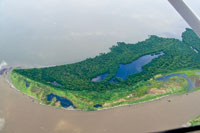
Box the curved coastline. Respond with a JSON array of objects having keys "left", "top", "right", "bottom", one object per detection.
[
  {"left": 4, "top": 70, "right": 172, "bottom": 112},
  {"left": 3, "top": 74, "right": 200, "bottom": 133},
  {"left": 6, "top": 73, "right": 76, "bottom": 111},
  {"left": 7, "top": 66, "right": 200, "bottom": 112},
  {"left": 3, "top": 73, "right": 191, "bottom": 113}
]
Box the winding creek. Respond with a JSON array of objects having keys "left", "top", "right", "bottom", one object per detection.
[{"left": 156, "top": 73, "right": 194, "bottom": 92}]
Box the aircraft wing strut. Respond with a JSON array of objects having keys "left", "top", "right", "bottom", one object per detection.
[{"left": 168, "top": 0, "right": 200, "bottom": 37}]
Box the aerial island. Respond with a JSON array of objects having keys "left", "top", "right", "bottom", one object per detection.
[{"left": 10, "top": 28, "right": 200, "bottom": 111}]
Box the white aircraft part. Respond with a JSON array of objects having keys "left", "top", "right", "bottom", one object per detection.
[{"left": 168, "top": 0, "right": 200, "bottom": 37}]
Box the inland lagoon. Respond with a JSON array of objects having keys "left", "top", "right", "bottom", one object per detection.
[{"left": 92, "top": 52, "right": 163, "bottom": 82}]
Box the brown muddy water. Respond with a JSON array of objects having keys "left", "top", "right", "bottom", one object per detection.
[{"left": 1, "top": 76, "right": 200, "bottom": 133}]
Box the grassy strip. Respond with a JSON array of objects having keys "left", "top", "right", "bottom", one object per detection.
[
  {"left": 102, "top": 80, "right": 188, "bottom": 109},
  {"left": 189, "top": 114, "right": 200, "bottom": 126}
]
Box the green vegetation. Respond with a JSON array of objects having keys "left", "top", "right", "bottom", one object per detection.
[
  {"left": 189, "top": 115, "right": 200, "bottom": 126},
  {"left": 10, "top": 28, "right": 200, "bottom": 110}
]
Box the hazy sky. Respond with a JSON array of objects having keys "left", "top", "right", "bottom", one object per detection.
[{"left": 0, "top": 0, "right": 200, "bottom": 66}]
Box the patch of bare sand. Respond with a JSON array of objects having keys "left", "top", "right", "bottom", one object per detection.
[{"left": 148, "top": 88, "right": 168, "bottom": 94}]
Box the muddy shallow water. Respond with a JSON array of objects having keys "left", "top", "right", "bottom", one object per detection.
[{"left": 1, "top": 76, "right": 200, "bottom": 133}]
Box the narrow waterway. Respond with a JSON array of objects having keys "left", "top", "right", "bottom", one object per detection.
[{"left": 156, "top": 73, "right": 194, "bottom": 92}]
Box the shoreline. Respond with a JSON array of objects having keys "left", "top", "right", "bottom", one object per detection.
[
  {"left": 5, "top": 71, "right": 191, "bottom": 113},
  {"left": 8, "top": 66, "right": 200, "bottom": 112},
  {"left": 5, "top": 74, "right": 76, "bottom": 111},
  {"left": 2, "top": 73, "right": 200, "bottom": 133}
]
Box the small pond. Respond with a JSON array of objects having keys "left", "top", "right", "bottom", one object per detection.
[
  {"left": 93, "top": 104, "right": 102, "bottom": 108},
  {"left": 47, "top": 93, "right": 75, "bottom": 108},
  {"left": 24, "top": 80, "right": 30, "bottom": 88}
]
